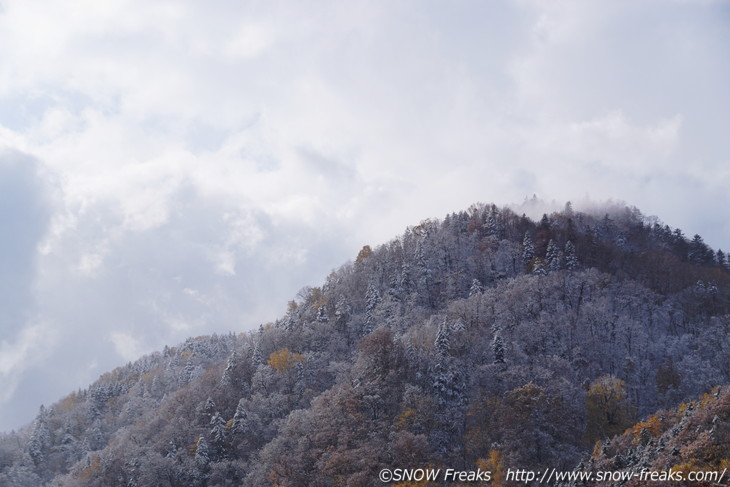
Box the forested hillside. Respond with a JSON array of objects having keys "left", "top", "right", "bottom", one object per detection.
[
  {"left": 1, "top": 202, "right": 729, "bottom": 486},
  {"left": 561, "top": 385, "right": 730, "bottom": 486}
]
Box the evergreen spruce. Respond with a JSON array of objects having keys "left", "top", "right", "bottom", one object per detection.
[
  {"left": 251, "top": 340, "right": 263, "bottom": 366},
  {"left": 210, "top": 412, "right": 227, "bottom": 445},
  {"left": 232, "top": 399, "right": 249, "bottom": 434},
  {"left": 434, "top": 319, "right": 450, "bottom": 358},
  {"left": 546, "top": 239, "right": 561, "bottom": 272},
  {"left": 716, "top": 249, "right": 726, "bottom": 268},
  {"left": 564, "top": 240, "right": 579, "bottom": 271},
  {"left": 522, "top": 232, "right": 535, "bottom": 270},
  {"left": 532, "top": 258, "right": 547, "bottom": 276},
  {"left": 492, "top": 329, "right": 505, "bottom": 364},
  {"left": 195, "top": 436, "right": 210, "bottom": 466},
  {"left": 26, "top": 405, "right": 50, "bottom": 466},
  {"left": 364, "top": 281, "right": 380, "bottom": 334},
  {"left": 469, "top": 278, "right": 483, "bottom": 297}
]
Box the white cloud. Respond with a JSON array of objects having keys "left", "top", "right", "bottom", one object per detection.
[
  {"left": 0, "top": 0, "right": 728, "bottom": 431},
  {"left": 225, "top": 22, "right": 274, "bottom": 59},
  {"left": 77, "top": 252, "right": 105, "bottom": 276},
  {"left": 0, "top": 323, "right": 56, "bottom": 403},
  {"left": 109, "top": 331, "right": 151, "bottom": 363},
  {"left": 528, "top": 111, "right": 682, "bottom": 172}
]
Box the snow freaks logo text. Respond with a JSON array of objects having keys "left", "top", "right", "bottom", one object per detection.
[
  {"left": 379, "top": 468, "right": 491, "bottom": 483},
  {"left": 378, "top": 467, "right": 728, "bottom": 484}
]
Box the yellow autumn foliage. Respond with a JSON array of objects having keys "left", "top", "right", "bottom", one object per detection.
[
  {"left": 268, "top": 348, "right": 304, "bottom": 373},
  {"left": 476, "top": 449, "right": 505, "bottom": 487},
  {"left": 631, "top": 414, "right": 662, "bottom": 443}
]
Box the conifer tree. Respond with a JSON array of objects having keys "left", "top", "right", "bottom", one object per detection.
[
  {"left": 316, "top": 303, "right": 328, "bottom": 322},
  {"left": 689, "top": 234, "right": 712, "bottom": 263},
  {"left": 492, "top": 329, "right": 505, "bottom": 364},
  {"left": 184, "top": 358, "right": 196, "bottom": 382},
  {"left": 484, "top": 214, "right": 501, "bottom": 238},
  {"left": 434, "top": 319, "right": 450, "bottom": 358},
  {"left": 405, "top": 337, "right": 417, "bottom": 363},
  {"left": 251, "top": 340, "right": 263, "bottom": 366},
  {"left": 195, "top": 436, "right": 210, "bottom": 466},
  {"left": 564, "top": 240, "right": 579, "bottom": 271},
  {"left": 469, "top": 278, "right": 483, "bottom": 297},
  {"left": 203, "top": 397, "right": 216, "bottom": 421},
  {"left": 716, "top": 249, "right": 727, "bottom": 268},
  {"left": 334, "top": 296, "right": 350, "bottom": 324},
  {"left": 415, "top": 240, "right": 433, "bottom": 303},
  {"left": 564, "top": 201, "right": 574, "bottom": 216},
  {"left": 221, "top": 350, "right": 237, "bottom": 386},
  {"left": 210, "top": 412, "right": 227, "bottom": 444},
  {"left": 232, "top": 399, "right": 249, "bottom": 434},
  {"left": 532, "top": 258, "right": 547, "bottom": 276},
  {"left": 400, "top": 262, "right": 414, "bottom": 293},
  {"left": 453, "top": 318, "right": 465, "bottom": 332},
  {"left": 26, "top": 405, "right": 50, "bottom": 465},
  {"left": 522, "top": 232, "right": 535, "bottom": 271},
  {"left": 545, "top": 239, "right": 561, "bottom": 272},
  {"left": 364, "top": 281, "right": 380, "bottom": 334}
]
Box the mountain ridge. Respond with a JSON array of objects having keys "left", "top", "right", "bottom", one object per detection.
[{"left": 1, "top": 201, "right": 729, "bottom": 486}]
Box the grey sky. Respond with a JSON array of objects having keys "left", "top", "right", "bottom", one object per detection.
[{"left": 0, "top": 0, "right": 728, "bottom": 431}]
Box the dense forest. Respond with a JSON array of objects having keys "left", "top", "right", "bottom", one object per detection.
[
  {"left": 562, "top": 385, "right": 729, "bottom": 486},
  {"left": 1, "top": 201, "right": 729, "bottom": 486}
]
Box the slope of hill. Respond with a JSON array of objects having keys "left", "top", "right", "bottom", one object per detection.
[
  {"left": 560, "top": 386, "right": 730, "bottom": 487},
  {"left": 1, "top": 201, "right": 729, "bottom": 486}
]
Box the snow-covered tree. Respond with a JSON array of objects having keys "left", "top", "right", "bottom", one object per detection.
[
  {"left": 364, "top": 281, "right": 381, "bottom": 334},
  {"left": 0, "top": 462, "right": 42, "bottom": 487},
  {"left": 221, "top": 350, "right": 237, "bottom": 386},
  {"left": 195, "top": 436, "right": 210, "bottom": 466},
  {"left": 432, "top": 361, "right": 464, "bottom": 406},
  {"left": 202, "top": 397, "right": 216, "bottom": 422},
  {"left": 469, "top": 278, "right": 483, "bottom": 297},
  {"left": 232, "top": 399, "right": 249, "bottom": 434},
  {"left": 210, "top": 412, "right": 227, "bottom": 444},
  {"left": 251, "top": 340, "right": 263, "bottom": 366},
  {"left": 564, "top": 240, "right": 579, "bottom": 271},
  {"left": 400, "top": 262, "right": 414, "bottom": 293},
  {"left": 492, "top": 329, "right": 505, "bottom": 364},
  {"left": 522, "top": 232, "right": 535, "bottom": 270},
  {"left": 184, "top": 357, "right": 196, "bottom": 382},
  {"left": 334, "top": 296, "right": 351, "bottom": 324},
  {"left": 26, "top": 405, "right": 51, "bottom": 465},
  {"left": 434, "top": 319, "right": 450, "bottom": 358},
  {"left": 404, "top": 337, "right": 417, "bottom": 363},
  {"left": 453, "top": 318, "right": 466, "bottom": 332},
  {"left": 545, "top": 239, "right": 561, "bottom": 272},
  {"left": 484, "top": 213, "right": 502, "bottom": 238},
  {"left": 532, "top": 258, "right": 547, "bottom": 276},
  {"left": 316, "top": 303, "right": 328, "bottom": 322}
]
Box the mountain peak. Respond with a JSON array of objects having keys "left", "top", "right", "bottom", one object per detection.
[{"left": 2, "top": 202, "right": 728, "bottom": 486}]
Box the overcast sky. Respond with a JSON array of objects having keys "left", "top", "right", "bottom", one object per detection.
[{"left": 0, "top": 0, "right": 728, "bottom": 431}]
